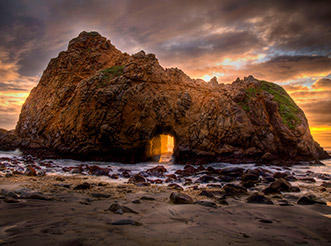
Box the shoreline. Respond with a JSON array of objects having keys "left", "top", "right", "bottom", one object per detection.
[
  {"left": 1, "top": 152, "right": 331, "bottom": 245},
  {"left": 1, "top": 174, "right": 331, "bottom": 245}
]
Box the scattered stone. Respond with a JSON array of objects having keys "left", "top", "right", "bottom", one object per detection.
[
  {"left": 110, "top": 174, "right": 119, "bottom": 179},
  {"left": 24, "top": 166, "right": 37, "bottom": 176},
  {"left": 273, "top": 172, "right": 288, "bottom": 179},
  {"left": 98, "top": 182, "right": 108, "bottom": 186},
  {"left": 170, "top": 192, "right": 193, "bottom": 204},
  {"left": 241, "top": 171, "right": 259, "bottom": 188},
  {"left": 194, "top": 200, "right": 217, "bottom": 208},
  {"left": 207, "top": 184, "right": 222, "bottom": 189},
  {"left": 91, "top": 193, "right": 111, "bottom": 198},
  {"left": 134, "top": 182, "right": 151, "bottom": 187},
  {"left": 207, "top": 166, "right": 219, "bottom": 175},
  {"left": 246, "top": 193, "right": 273, "bottom": 204},
  {"left": 4, "top": 197, "right": 20, "bottom": 203},
  {"left": 132, "top": 199, "right": 141, "bottom": 204},
  {"left": 219, "top": 175, "right": 235, "bottom": 182},
  {"left": 283, "top": 194, "right": 299, "bottom": 200},
  {"left": 263, "top": 178, "right": 300, "bottom": 195},
  {"left": 278, "top": 199, "right": 293, "bottom": 206},
  {"left": 219, "top": 167, "right": 244, "bottom": 178},
  {"left": 146, "top": 165, "right": 167, "bottom": 177},
  {"left": 128, "top": 174, "right": 146, "bottom": 184},
  {"left": 140, "top": 196, "right": 156, "bottom": 201},
  {"left": 259, "top": 219, "right": 272, "bottom": 223},
  {"left": 216, "top": 198, "right": 229, "bottom": 205},
  {"left": 289, "top": 186, "right": 300, "bottom": 192},
  {"left": 183, "top": 178, "right": 192, "bottom": 186},
  {"left": 195, "top": 175, "right": 218, "bottom": 183},
  {"left": 298, "top": 177, "right": 316, "bottom": 183},
  {"left": 297, "top": 196, "right": 315, "bottom": 205},
  {"left": 111, "top": 219, "right": 142, "bottom": 226},
  {"left": 53, "top": 184, "right": 71, "bottom": 189},
  {"left": 79, "top": 199, "right": 91, "bottom": 205},
  {"left": 262, "top": 175, "right": 275, "bottom": 183},
  {"left": 167, "top": 183, "right": 184, "bottom": 191},
  {"left": 149, "top": 179, "right": 163, "bottom": 184},
  {"left": 107, "top": 203, "right": 139, "bottom": 214},
  {"left": 87, "top": 165, "right": 111, "bottom": 176},
  {"left": 63, "top": 240, "right": 83, "bottom": 246},
  {"left": 5, "top": 191, "right": 19, "bottom": 199},
  {"left": 73, "top": 182, "right": 91, "bottom": 190},
  {"left": 175, "top": 165, "right": 196, "bottom": 176},
  {"left": 223, "top": 184, "right": 248, "bottom": 197},
  {"left": 199, "top": 190, "right": 225, "bottom": 199},
  {"left": 321, "top": 182, "right": 331, "bottom": 188},
  {"left": 121, "top": 171, "right": 131, "bottom": 178},
  {"left": 297, "top": 195, "right": 326, "bottom": 205},
  {"left": 20, "top": 192, "right": 53, "bottom": 200}
]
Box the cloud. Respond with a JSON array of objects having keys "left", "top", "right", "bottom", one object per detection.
[
  {"left": 282, "top": 84, "right": 309, "bottom": 92},
  {"left": 0, "top": 0, "right": 330, "bottom": 147},
  {"left": 244, "top": 56, "right": 331, "bottom": 82},
  {"left": 312, "top": 78, "right": 331, "bottom": 90}
]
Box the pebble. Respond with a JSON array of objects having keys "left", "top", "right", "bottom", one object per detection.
[
  {"left": 140, "top": 196, "right": 156, "bottom": 201},
  {"left": 194, "top": 200, "right": 217, "bottom": 208},
  {"left": 246, "top": 193, "right": 273, "bottom": 205},
  {"left": 91, "top": 193, "right": 111, "bottom": 198},
  {"left": 107, "top": 203, "right": 139, "bottom": 214},
  {"left": 259, "top": 219, "right": 273, "bottom": 223},
  {"left": 111, "top": 219, "right": 142, "bottom": 226},
  {"left": 73, "top": 182, "right": 91, "bottom": 190},
  {"left": 4, "top": 197, "right": 20, "bottom": 203}
]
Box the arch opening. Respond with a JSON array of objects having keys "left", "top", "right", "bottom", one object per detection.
[{"left": 148, "top": 134, "right": 174, "bottom": 163}]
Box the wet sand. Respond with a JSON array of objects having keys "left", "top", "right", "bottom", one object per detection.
[{"left": 1, "top": 175, "right": 331, "bottom": 246}]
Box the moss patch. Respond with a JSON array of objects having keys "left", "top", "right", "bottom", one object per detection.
[
  {"left": 98, "top": 65, "right": 125, "bottom": 88},
  {"left": 236, "top": 81, "right": 302, "bottom": 129},
  {"left": 260, "top": 81, "right": 301, "bottom": 129},
  {"left": 102, "top": 65, "right": 125, "bottom": 78}
]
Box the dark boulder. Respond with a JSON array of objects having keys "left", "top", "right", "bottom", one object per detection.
[
  {"left": 170, "top": 192, "right": 193, "bottom": 204},
  {"left": 128, "top": 174, "right": 146, "bottom": 184},
  {"left": 223, "top": 184, "right": 248, "bottom": 197},
  {"left": 246, "top": 193, "right": 273, "bottom": 204},
  {"left": 73, "top": 182, "right": 91, "bottom": 190},
  {"left": 263, "top": 178, "right": 300, "bottom": 195}
]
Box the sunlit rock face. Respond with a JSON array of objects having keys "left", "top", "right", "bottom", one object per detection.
[{"left": 13, "top": 31, "right": 329, "bottom": 164}]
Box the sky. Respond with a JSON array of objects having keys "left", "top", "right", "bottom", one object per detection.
[{"left": 0, "top": 0, "right": 331, "bottom": 150}]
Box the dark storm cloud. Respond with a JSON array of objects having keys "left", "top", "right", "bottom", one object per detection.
[
  {"left": 0, "top": 82, "right": 28, "bottom": 92},
  {"left": 312, "top": 78, "right": 331, "bottom": 90},
  {"left": 282, "top": 84, "right": 309, "bottom": 92},
  {"left": 0, "top": 113, "right": 19, "bottom": 130},
  {"left": 244, "top": 56, "right": 331, "bottom": 81},
  {"left": 1, "top": 0, "right": 331, "bottom": 132},
  {"left": 1, "top": 0, "right": 330, "bottom": 79},
  {"left": 301, "top": 100, "right": 331, "bottom": 115}
]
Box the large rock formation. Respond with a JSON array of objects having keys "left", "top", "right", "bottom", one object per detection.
[{"left": 2, "top": 31, "right": 329, "bottom": 163}]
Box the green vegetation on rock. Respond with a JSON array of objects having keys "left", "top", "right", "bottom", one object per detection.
[
  {"left": 260, "top": 81, "right": 301, "bottom": 129},
  {"left": 237, "top": 81, "right": 301, "bottom": 129},
  {"left": 102, "top": 65, "right": 125, "bottom": 77},
  {"left": 98, "top": 65, "right": 125, "bottom": 88}
]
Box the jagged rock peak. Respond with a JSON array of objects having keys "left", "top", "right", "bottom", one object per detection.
[
  {"left": 4, "top": 31, "right": 329, "bottom": 164},
  {"left": 209, "top": 76, "right": 219, "bottom": 86},
  {"left": 68, "top": 31, "right": 110, "bottom": 50}
]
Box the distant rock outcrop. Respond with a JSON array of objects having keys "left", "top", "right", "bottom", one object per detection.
[{"left": 1, "top": 31, "right": 329, "bottom": 163}]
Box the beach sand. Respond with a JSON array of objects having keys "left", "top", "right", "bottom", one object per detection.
[{"left": 1, "top": 175, "right": 331, "bottom": 246}]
